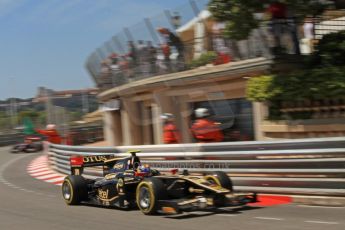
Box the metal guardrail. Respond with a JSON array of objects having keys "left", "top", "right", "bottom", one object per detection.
[
  {"left": 0, "top": 133, "right": 25, "bottom": 147},
  {"left": 48, "top": 137, "right": 345, "bottom": 196}
]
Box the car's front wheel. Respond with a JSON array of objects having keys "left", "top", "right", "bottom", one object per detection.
[
  {"left": 204, "top": 171, "right": 233, "bottom": 191},
  {"left": 136, "top": 177, "right": 166, "bottom": 215}
]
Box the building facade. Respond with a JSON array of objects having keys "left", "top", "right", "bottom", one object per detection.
[{"left": 98, "top": 58, "right": 271, "bottom": 146}]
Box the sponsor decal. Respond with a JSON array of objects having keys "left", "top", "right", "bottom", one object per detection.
[
  {"left": 117, "top": 178, "right": 124, "bottom": 187},
  {"left": 74, "top": 168, "right": 80, "bottom": 175},
  {"left": 113, "top": 163, "right": 124, "bottom": 170},
  {"left": 105, "top": 174, "right": 116, "bottom": 180},
  {"left": 83, "top": 156, "right": 107, "bottom": 163},
  {"left": 98, "top": 189, "right": 109, "bottom": 200},
  {"left": 102, "top": 201, "right": 110, "bottom": 206}
]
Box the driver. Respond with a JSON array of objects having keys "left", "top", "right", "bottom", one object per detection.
[{"left": 138, "top": 164, "right": 151, "bottom": 174}]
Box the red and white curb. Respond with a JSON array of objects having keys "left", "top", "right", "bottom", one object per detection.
[{"left": 27, "top": 155, "right": 66, "bottom": 186}]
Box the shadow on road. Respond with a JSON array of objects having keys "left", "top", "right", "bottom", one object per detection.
[{"left": 165, "top": 206, "right": 262, "bottom": 219}]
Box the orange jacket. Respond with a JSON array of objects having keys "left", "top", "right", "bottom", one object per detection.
[
  {"left": 163, "top": 122, "right": 180, "bottom": 144},
  {"left": 36, "top": 129, "right": 62, "bottom": 144},
  {"left": 191, "top": 118, "right": 224, "bottom": 143}
]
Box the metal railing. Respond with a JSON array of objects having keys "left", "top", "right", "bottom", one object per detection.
[
  {"left": 68, "top": 125, "right": 104, "bottom": 145},
  {"left": 0, "top": 133, "right": 25, "bottom": 147},
  {"left": 314, "top": 15, "right": 345, "bottom": 39},
  {"left": 48, "top": 137, "right": 345, "bottom": 196},
  {"left": 86, "top": 7, "right": 345, "bottom": 91}
]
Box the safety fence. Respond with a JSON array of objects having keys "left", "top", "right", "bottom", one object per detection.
[
  {"left": 86, "top": 0, "right": 275, "bottom": 91},
  {"left": 48, "top": 137, "right": 345, "bottom": 196},
  {"left": 68, "top": 125, "right": 104, "bottom": 146}
]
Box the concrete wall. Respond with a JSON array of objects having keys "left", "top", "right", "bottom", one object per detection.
[{"left": 98, "top": 58, "right": 272, "bottom": 145}]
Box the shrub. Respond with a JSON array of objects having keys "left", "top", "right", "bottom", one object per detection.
[
  {"left": 308, "top": 31, "right": 345, "bottom": 67},
  {"left": 246, "top": 75, "right": 279, "bottom": 102},
  {"left": 189, "top": 51, "right": 218, "bottom": 68},
  {"left": 247, "top": 67, "right": 345, "bottom": 103}
]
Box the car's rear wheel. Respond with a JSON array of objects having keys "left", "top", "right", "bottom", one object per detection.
[
  {"left": 136, "top": 177, "right": 166, "bottom": 215},
  {"left": 204, "top": 171, "right": 233, "bottom": 191},
  {"left": 62, "top": 175, "right": 88, "bottom": 205}
]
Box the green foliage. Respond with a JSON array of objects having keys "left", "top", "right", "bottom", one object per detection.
[
  {"left": 208, "top": 0, "right": 329, "bottom": 40},
  {"left": 18, "top": 110, "right": 39, "bottom": 123},
  {"left": 308, "top": 31, "right": 345, "bottom": 67},
  {"left": 69, "top": 111, "right": 83, "bottom": 122},
  {"left": 247, "top": 67, "right": 345, "bottom": 103},
  {"left": 189, "top": 51, "right": 218, "bottom": 68},
  {"left": 247, "top": 31, "right": 345, "bottom": 109},
  {"left": 0, "top": 116, "right": 12, "bottom": 130},
  {"left": 246, "top": 75, "right": 280, "bottom": 102},
  {"left": 208, "top": 0, "right": 262, "bottom": 40}
]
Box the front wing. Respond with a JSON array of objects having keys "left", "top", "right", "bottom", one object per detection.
[{"left": 157, "top": 192, "right": 257, "bottom": 214}]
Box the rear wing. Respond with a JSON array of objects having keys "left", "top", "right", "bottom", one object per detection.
[
  {"left": 69, "top": 150, "right": 141, "bottom": 176},
  {"left": 70, "top": 155, "right": 111, "bottom": 175}
]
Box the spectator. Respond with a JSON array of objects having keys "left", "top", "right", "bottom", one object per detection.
[
  {"left": 36, "top": 124, "right": 62, "bottom": 144},
  {"left": 99, "top": 59, "right": 112, "bottom": 89},
  {"left": 302, "top": 17, "right": 314, "bottom": 53},
  {"left": 109, "top": 53, "right": 118, "bottom": 65},
  {"left": 160, "top": 43, "right": 171, "bottom": 73},
  {"left": 147, "top": 41, "right": 157, "bottom": 75},
  {"left": 266, "top": 1, "right": 288, "bottom": 53},
  {"left": 191, "top": 108, "right": 224, "bottom": 143},
  {"left": 212, "top": 21, "right": 231, "bottom": 55},
  {"left": 100, "top": 59, "right": 111, "bottom": 75},
  {"left": 161, "top": 113, "right": 180, "bottom": 144},
  {"left": 157, "top": 27, "right": 185, "bottom": 69},
  {"left": 118, "top": 55, "right": 130, "bottom": 81},
  {"left": 109, "top": 53, "right": 121, "bottom": 85},
  {"left": 137, "top": 40, "right": 148, "bottom": 76},
  {"left": 127, "top": 41, "right": 137, "bottom": 78}
]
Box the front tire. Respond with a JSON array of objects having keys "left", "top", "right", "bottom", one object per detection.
[
  {"left": 136, "top": 177, "right": 166, "bottom": 215},
  {"left": 62, "top": 175, "right": 88, "bottom": 205},
  {"left": 204, "top": 171, "right": 233, "bottom": 191},
  {"left": 10, "top": 146, "right": 20, "bottom": 153}
]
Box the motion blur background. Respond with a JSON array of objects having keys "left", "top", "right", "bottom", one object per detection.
[{"left": 1, "top": 0, "right": 345, "bottom": 146}]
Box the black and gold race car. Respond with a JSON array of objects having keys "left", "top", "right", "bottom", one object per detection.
[{"left": 62, "top": 151, "right": 256, "bottom": 215}]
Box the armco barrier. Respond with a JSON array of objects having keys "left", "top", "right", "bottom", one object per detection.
[
  {"left": 0, "top": 133, "right": 25, "bottom": 147},
  {"left": 48, "top": 137, "right": 345, "bottom": 196}
]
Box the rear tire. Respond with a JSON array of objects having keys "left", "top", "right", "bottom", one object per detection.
[
  {"left": 136, "top": 177, "right": 166, "bottom": 215},
  {"left": 62, "top": 175, "right": 88, "bottom": 205},
  {"left": 204, "top": 171, "right": 233, "bottom": 191}
]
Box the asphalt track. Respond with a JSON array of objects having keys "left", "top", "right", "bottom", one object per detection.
[{"left": 0, "top": 147, "right": 344, "bottom": 230}]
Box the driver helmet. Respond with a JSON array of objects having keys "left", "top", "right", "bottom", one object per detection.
[{"left": 138, "top": 164, "right": 151, "bottom": 173}]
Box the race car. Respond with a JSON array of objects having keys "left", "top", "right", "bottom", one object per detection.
[
  {"left": 11, "top": 136, "right": 43, "bottom": 153},
  {"left": 62, "top": 151, "right": 256, "bottom": 215}
]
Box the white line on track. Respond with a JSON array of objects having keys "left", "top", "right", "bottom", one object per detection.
[
  {"left": 216, "top": 214, "right": 238, "bottom": 217},
  {"left": 304, "top": 220, "right": 339, "bottom": 225},
  {"left": 254, "top": 217, "right": 284, "bottom": 221},
  {"left": 0, "top": 154, "right": 53, "bottom": 197},
  {"left": 298, "top": 205, "right": 345, "bottom": 209}
]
